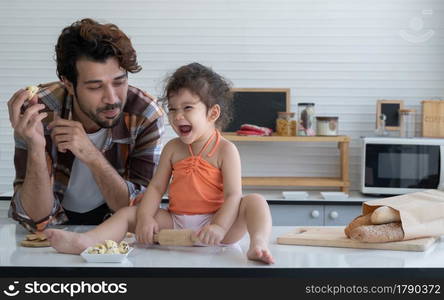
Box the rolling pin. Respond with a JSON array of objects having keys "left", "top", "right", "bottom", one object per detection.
[{"left": 153, "top": 229, "right": 199, "bottom": 246}]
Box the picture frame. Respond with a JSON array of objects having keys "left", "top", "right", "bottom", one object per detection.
[
  {"left": 376, "top": 100, "right": 404, "bottom": 131},
  {"left": 223, "top": 88, "right": 291, "bottom": 132}
]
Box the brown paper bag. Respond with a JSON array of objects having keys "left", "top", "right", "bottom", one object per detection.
[{"left": 362, "top": 189, "right": 444, "bottom": 240}]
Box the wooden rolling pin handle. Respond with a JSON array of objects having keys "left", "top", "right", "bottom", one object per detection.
[{"left": 153, "top": 229, "right": 199, "bottom": 246}]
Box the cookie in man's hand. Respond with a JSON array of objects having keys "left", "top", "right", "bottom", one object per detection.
[{"left": 25, "top": 85, "right": 39, "bottom": 100}]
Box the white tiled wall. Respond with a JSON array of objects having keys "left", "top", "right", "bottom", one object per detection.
[{"left": 1, "top": 0, "right": 443, "bottom": 193}]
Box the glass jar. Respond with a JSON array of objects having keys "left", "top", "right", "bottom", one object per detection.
[
  {"left": 297, "top": 103, "right": 315, "bottom": 136},
  {"left": 316, "top": 116, "right": 338, "bottom": 136},
  {"left": 276, "top": 112, "right": 296, "bottom": 136},
  {"left": 400, "top": 109, "right": 416, "bottom": 138}
]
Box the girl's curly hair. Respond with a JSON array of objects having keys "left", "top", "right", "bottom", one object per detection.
[{"left": 163, "top": 62, "right": 233, "bottom": 130}]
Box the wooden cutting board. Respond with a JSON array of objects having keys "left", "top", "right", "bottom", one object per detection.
[{"left": 277, "top": 227, "right": 439, "bottom": 252}]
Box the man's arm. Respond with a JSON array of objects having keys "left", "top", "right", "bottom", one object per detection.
[
  {"left": 48, "top": 114, "right": 164, "bottom": 212},
  {"left": 7, "top": 88, "right": 56, "bottom": 225},
  {"left": 19, "top": 147, "right": 55, "bottom": 221},
  {"left": 88, "top": 116, "right": 164, "bottom": 211},
  {"left": 86, "top": 152, "right": 129, "bottom": 212}
]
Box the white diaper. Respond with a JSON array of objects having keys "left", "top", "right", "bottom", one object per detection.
[{"left": 171, "top": 213, "right": 213, "bottom": 231}]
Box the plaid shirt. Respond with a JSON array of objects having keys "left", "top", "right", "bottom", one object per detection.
[{"left": 8, "top": 81, "right": 164, "bottom": 232}]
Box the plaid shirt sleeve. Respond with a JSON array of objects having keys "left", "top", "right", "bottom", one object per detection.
[{"left": 126, "top": 114, "right": 165, "bottom": 205}]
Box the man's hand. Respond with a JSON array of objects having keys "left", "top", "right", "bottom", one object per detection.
[
  {"left": 196, "top": 224, "right": 227, "bottom": 246},
  {"left": 135, "top": 216, "right": 159, "bottom": 245},
  {"left": 48, "top": 119, "right": 100, "bottom": 164},
  {"left": 7, "top": 89, "right": 47, "bottom": 150}
]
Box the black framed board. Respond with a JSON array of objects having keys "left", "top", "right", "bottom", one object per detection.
[
  {"left": 224, "top": 88, "right": 290, "bottom": 132},
  {"left": 376, "top": 100, "right": 404, "bottom": 131}
]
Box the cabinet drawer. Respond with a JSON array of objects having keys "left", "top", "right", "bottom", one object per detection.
[
  {"left": 324, "top": 205, "right": 362, "bottom": 226},
  {"left": 270, "top": 205, "right": 323, "bottom": 226}
]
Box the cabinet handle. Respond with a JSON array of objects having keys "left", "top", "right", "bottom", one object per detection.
[
  {"left": 329, "top": 211, "right": 339, "bottom": 219},
  {"left": 311, "top": 210, "right": 320, "bottom": 218}
]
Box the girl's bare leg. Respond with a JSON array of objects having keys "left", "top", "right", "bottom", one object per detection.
[
  {"left": 45, "top": 206, "right": 173, "bottom": 254},
  {"left": 222, "top": 193, "right": 274, "bottom": 264}
]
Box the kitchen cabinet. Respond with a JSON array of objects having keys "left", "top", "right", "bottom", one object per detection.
[
  {"left": 324, "top": 204, "right": 362, "bottom": 226},
  {"left": 270, "top": 203, "right": 361, "bottom": 226},
  {"left": 161, "top": 199, "right": 361, "bottom": 226},
  {"left": 269, "top": 204, "right": 324, "bottom": 226}
]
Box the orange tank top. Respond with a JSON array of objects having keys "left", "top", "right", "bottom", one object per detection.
[{"left": 168, "top": 130, "right": 224, "bottom": 215}]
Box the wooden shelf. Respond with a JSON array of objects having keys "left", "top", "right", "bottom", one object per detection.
[
  {"left": 242, "top": 177, "right": 349, "bottom": 187},
  {"left": 223, "top": 132, "right": 351, "bottom": 193},
  {"left": 222, "top": 132, "right": 350, "bottom": 142}
]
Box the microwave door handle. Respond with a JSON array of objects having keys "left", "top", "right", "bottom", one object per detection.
[{"left": 439, "top": 146, "right": 444, "bottom": 190}]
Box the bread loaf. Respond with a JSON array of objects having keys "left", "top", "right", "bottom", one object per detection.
[
  {"left": 344, "top": 213, "right": 372, "bottom": 238},
  {"left": 349, "top": 222, "right": 404, "bottom": 243},
  {"left": 371, "top": 206, "right": 400, "bottom": 224}
]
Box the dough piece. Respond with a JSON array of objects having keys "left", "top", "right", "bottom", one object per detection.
[
  {"left": 89, "top": 243, "right": 107, "bottom": 254},
  {"left": 87, "top": 247, "right": 99, "bottom": 254},
  {"left": 371, "top": 206, "right": 401, "bottom": 224},
  {"left": 25, "top": 85, "right": 39, "bottom": 100},
  {"left": 105, "top": 247, "right": 120, "bottom": 254},
  {"left": 349, "top": 222, "right": 404, "bottom": 243},
  {"left": 344, "top": 213, "right": 372, "bottom": 238},
  {"left": 105, "top": 240, "right": 118, "bottom": 249},
  {"left": 118, "top": 241, "right": 129, "bottom": 254}
]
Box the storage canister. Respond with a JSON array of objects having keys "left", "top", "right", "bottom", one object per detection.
[
  {"left": 316, "top": 116, "right": 338, "bottom": 136},
  {"left": 297, "top": 103, "right": 315, "bottom": 136},
  {"left": 276, "top": 112, "right": 297, "bottom": 136},
  {"left": 399, "top": 109, "right": 416, "bottom": 138}
]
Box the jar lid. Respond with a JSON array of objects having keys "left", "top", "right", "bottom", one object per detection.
[
  {"left": 316, "top": 116, "right": 338, "bottom": 121},
  {"left": 278, "top": 111, "right": 295, "bottom": 117},
  {"left": 399, "top": 109, "right": 416, "bottom": 113},
  {"left": 298, "top": 102, "right": 315, "bottom": 106}
]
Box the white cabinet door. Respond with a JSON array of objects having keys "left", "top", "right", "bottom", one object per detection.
[{"left": 270, "top": 205, "right": 324, "bottom": 226}]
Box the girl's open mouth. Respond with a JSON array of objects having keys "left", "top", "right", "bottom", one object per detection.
[{"left": 178, "top": 125, "right": 192, "bottom": 135}]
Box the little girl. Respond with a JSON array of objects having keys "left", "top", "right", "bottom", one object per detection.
[{"left": 45, "top": 62, "right": 274, "bottom": 264}]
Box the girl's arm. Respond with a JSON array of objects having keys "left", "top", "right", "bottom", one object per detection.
[
  {"left": 136, "top": 140, "right": 175, "bottom": 219},
  {"left": 210, "top": 141, "right": 243, "bottom": 232}
]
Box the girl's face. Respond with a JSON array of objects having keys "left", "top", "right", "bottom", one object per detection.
[{"left": 167, "top": 88, "right": 220, "bottom": 144}]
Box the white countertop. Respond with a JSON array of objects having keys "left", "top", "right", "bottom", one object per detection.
[
  {"left": 0, "top": 190, "right": 381, "bottom": 203},
  {"left": 1, "top": 218, "right": 443, "bottom": 270}
]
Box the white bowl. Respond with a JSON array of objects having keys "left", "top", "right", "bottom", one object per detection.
[
  {"left": 81, "top": 247, "right": 133, "bottom": 263},
  {"left": 321, "top": 192, "right": 349, "bottom": 201}
]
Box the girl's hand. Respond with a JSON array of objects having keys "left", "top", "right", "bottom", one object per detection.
[
  {"left": 135, "top": 216, "right": 159, "bottom": 245},
  {"left": 196, "top": 224, "right": 227, "bottom": 246}
]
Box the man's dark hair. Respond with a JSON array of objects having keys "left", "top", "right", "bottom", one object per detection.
[
  {"left": 55, "top": 18, "right": 141, "bottom": 87},
  {"left": 163, "top": 62, "right": 233, "bottom": 130}
]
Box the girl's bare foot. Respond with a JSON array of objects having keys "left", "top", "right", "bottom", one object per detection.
[
  {"left": 44, "top": 229, "right": 96, "bottom": 255},
  {"left": 247, "top": 239, "right": 275, "bottom": 264}
]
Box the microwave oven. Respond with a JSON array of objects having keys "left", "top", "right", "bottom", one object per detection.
[{"left": 361, "top": 137, "right": 444, "bottom": 195}]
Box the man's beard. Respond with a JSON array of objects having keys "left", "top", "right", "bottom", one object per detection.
[{"left": 78, "top": 99, "right": 123, "bottom": 129}]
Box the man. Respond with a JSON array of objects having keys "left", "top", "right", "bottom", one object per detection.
[{"left": 7, "top": 18, "right": 164, "bottom": 231}]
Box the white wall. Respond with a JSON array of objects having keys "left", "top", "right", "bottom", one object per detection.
[{"left": 1, "top": 0, "right": 443, "bottom": 193}]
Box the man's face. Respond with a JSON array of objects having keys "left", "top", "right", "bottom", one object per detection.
[{"left": 70, "top": 57, "right": 128, "bottom": 131}]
